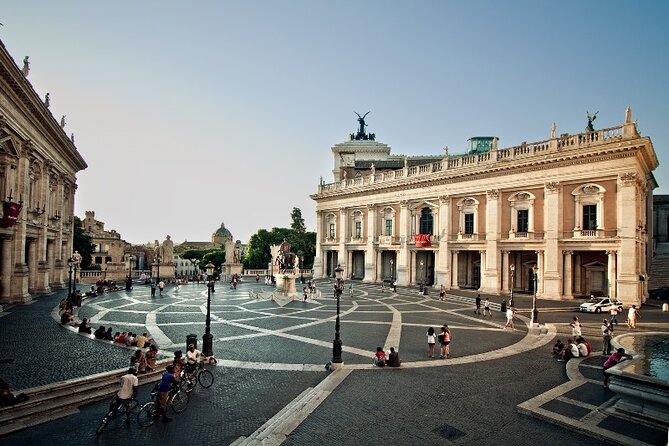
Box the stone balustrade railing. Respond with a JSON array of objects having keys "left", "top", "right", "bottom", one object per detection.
[{"left": 317, "top": 125, "right": 627, "bottom": 193}]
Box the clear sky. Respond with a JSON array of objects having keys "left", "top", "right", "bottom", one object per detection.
[{"left": 2, "top": 1, "right": 667, "bottom": 245}]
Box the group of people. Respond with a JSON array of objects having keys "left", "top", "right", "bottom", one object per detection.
[
  {"left": 426, "top": 325, "right": 452, "bottom": 359},
  {"left": 373, "top": 346, "right": 401, "bottom": 367},
  {"left": 129, "top": 345, "right": 159, "bottom": 373},
  {"left": 474, "top": 294, "right": 494, "bottom": 317},
  {"left": 552, "top": 336, "right": 592, "bottom": 362}
]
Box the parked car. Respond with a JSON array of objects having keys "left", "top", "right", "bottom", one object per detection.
[{"left": 579, "top": 297, "right": 623, "bottom": 313}]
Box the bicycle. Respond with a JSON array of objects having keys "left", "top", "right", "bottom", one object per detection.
[
  {"left": 181, "top": 361, "right": 214, "bottom": 393},
  {"left": 96, "top": 395, "right": 140, "bottom": 435},
  {"left": 137, "top": 383, "right": 188, "bottom": 427}
]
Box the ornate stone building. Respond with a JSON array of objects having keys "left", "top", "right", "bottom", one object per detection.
[
  {"left": 311, "top": 110, "right": 658, "bottom": 305},
  {"left": 0, "top": 40, "right": 87, "bottom": 303},
  {"left": 81, "top": 211, "right": 129, "bottom": 270}
]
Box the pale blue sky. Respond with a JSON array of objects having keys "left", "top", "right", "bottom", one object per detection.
[{"left": 2, "top": 1, "right": 667, "bottom": 244}]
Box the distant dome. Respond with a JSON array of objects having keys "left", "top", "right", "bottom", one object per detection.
[{"left": 212, "top": 222, "right": 233, "bottom": 245}]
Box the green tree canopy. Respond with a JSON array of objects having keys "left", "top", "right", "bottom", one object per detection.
[
  {"left": 73, "top": 216, "right": 94, "bottom": 269},
  {"left": 180, "top": 248, "right": 225, "bottom": 271},
  {"left": 243, "top": 227, "right": 315, "bottom": 270},
  {"left": 290, "top": 207, "right": 306, "bottom": 233}
]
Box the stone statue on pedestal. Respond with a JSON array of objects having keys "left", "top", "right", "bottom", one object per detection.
[
  {"left": 162, "top": 235, "right": 174, "bottom": 263},
  {"left": 586, "top": 111, "right": 598, "bottom": 132},
  {"left": 22, "top": 56, "right": 30, "bottom": 77}
]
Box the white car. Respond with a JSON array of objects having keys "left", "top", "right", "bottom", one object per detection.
[{"left": 579, "top": 297, "right": 623, "bottom": 313}]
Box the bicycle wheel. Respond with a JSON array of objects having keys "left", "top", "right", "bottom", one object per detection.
[
  {"left": 137, "top": 402, "right": 158, "bottom": 427},
  {"left": 96, "top": 412, "right": 112, "bottom": 436},
  {"left": 197, "top": 369, "right": 214, "bottom": 388},
  {"left": 169, "top": 389, "right": 189, "bottom": 413},
  {"left": 114, "top": 398, "right": 139, "bottom": 416}
]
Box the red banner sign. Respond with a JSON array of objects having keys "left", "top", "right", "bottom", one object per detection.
[
  {"left": 0, "top": 201, "right": 23, "bottom": 228},
  {"left": 414, "top": 234, "right": 431, "bottom": 247}
]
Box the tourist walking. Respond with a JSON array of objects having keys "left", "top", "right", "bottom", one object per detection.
[
  {"left": 570, "top": 316, "right": 582, "bottom": 340},
  {"left": 475, "top": 294, "right": 481, "bottom": 315},
  {"left": 609, "top": 305, "right": 619, "bottom": 326},
  {"left": 601, "top": 319, "right": 613, "bottom": 355},
  {"left": 442, "top": 324, "right": 452, "bottom": 358},
  {"left": 626, "top": 305, "right": 640, "bottom": 329},
  {"left": 483, "top": 298, "right": 492, "bottom": 317},
  {"left": 504, "top": 306, "right": 515, "bottom": 329},
  {"left": 158, "top": 280, "right": 165, "bottom": 296},
  {"left": 439, "top": 285, "right": 446, "bottom": 301},
  {"left": 426, "top": 327, "right": 436, "bottom": 358}
]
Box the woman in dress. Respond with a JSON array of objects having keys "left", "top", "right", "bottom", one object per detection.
[
  {"left": 570, "top": 316, "right": 582, "bottom": 340},
  {"left": 627, "top": 305, "right": 640, "bottom": 329}
]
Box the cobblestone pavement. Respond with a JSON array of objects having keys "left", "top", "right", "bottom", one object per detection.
[{"left": 1, "top": 281, "right": 667, "bottom": 445}]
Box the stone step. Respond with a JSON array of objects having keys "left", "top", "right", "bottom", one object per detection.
[{"left": 0, "top": 360, "right": 170, "bottom": 436}]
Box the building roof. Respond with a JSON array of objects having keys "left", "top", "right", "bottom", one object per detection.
[{"left": 354, "top": 157, "right": 443, "bottom": 169}]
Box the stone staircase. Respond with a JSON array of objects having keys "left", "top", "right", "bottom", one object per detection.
[
  {"left": 648, "top": 254, "right": 669, "bottom": 290},
  {"left": 0, "top": 359, "right": 170, "bottom": 437}
]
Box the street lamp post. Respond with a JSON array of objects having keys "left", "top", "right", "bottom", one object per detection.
[
  {"left": 389, "top": 258, "right": 394, "bottom": 286},
  {"left": 67, "top": 256, "right": 75, "bottom": 306},
  {"left": 155, "top": 253, "right": 161, "bottom": 285},
  {"left": 419, "top": 259, "right": 424, "bottom": 293},
  {"left": 126, "top": 255, "right": 135, "bottom": 290},
  {"left": 332, "top": 264, "right": 344, "bottom": 367},
  {"left": 203, "top": 261, "right": 215, "bottom": 357},
  {"left": 509, "top": 263, "right": 515, "bottom": 307},
  {"left": 531, "top": 264, "right": 539, "bottom": 326}
]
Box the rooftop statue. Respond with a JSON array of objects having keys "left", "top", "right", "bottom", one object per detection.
[
  {"left": 355, "top": 111, "right": 369, "bottom": 135},
  {"left": 586, "top": 111, "right": 598, "bottom": 132},
  {"left": 22, "top": 56, "right": 30, "bottom": 77},
  {"left": 353, "top": 111, "right": 375, "bottom": 140}
]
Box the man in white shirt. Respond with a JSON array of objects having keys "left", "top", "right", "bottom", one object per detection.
[
  {"left": 187, "top": 344, "right": 202, "bottom": 365},
  {"left": 116, "top": 367, "right": 138, "bottom": 425}
]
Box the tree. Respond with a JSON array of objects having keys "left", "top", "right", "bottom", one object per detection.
[
  {"left": 243, "top": 226, "right": 316, "bottom": 270},
  {"left": 290, "top": 207, "right": 306, "bottom": 233},
  {"left": 72, "top": 216, "right": 94, "bottom": 269}
]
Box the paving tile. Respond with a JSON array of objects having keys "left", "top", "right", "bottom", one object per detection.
[
  {"left": 597, "top": 415, "right": 667, "bottom": 444},
  {"left": 539, "top": 399, "right": 592, "bottom": 420}
]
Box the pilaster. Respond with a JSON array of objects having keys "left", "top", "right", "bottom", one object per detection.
[
  {"left": 397, "top": 201, "right": 410, "bottom": 285},
  {"left": 364, "top": 204, "right": 376, "bottom": 282},
  {"left": 542, "top": 181, "right": 562, "bottom": 299},
  {"left": 436, "top": 196, "right": 450, "bottom": 288},
  {"left": 481, "top": 189, "right": 501, "bottom": 294}
]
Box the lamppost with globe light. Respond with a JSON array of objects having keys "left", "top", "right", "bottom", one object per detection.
[
  {"left": 202, "top": 261, "right": 215, "bottom": 357},
  {"left": 67, "top": 256, "right": 76, "bottom": 306},
  {"left": 509, "top": 263, "right": 515, "bottom": 307},
  {"left": 419, "top": 259, "right": 424, "bottom": 293},
  {"left": 331, "top": 264, "right": 344, "bottom": 367},
  {"left": 531, "top": 264, "right": 539, "bottom": 326},
  {"left": 126, "top": 254, "right": 135, "bottom": 290}
]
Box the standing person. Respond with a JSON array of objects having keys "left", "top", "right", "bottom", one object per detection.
[
  {"left": 426, "top": 327, "right": 436, "bottom": 358},
  {"left": 150, "top": 282, "right": 156, "bottom": 297},
  {"left": 504, "top": 305, "right": 515, "bottom": 329},
  {"left": 570, "top": 316, "right": 582, "bottom": 341},
  {"left": 601, "top": 319, "right": 613, "bottom": 355},
  {"left": 610, "top": 305, "right": 619, "bottom": 326},
  {"left": 303, "top": 286, "right": 308, "bottom": 301},
  {"left": 483, "top": 298, "right": 492, "bottom": 317},
  {"left": 438, "top": 326, "right": 447, "bottom": 358},
  {"left": 627, "top": 305, "right": 640, "bottom": 329},
  {"left": 158, "top": 280, "right": 165, "bottom": 296},
  {"left": 443, "top": 324, "right": 452, "bottom": 358},
  {"left": 156, "top": 365, "right": 176, "bottom": 423},
  {"left": 116, "top": 367, "right": 138, "bottom": 425},
  {"left": 603, "top": 348, "right": 633, "bottom": 389},
  {"left": 348, "top": 282, "right": 353, "bottom": 297},
  {"left": 439, "top": 285, "right": 446, "bottom": 301},
  {"left": 392, "top": 280, "right": 397, "bottom": 293},
  {"left": 475, "top": 294, "right": 481, "bottom": 315}
]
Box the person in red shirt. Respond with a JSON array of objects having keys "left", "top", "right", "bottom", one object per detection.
[
  {"left": 603, "top": 348, "right": 633, "bottom": 389},
  {"left": 373, "top": 347, "right": 386, "bottom": 367}
]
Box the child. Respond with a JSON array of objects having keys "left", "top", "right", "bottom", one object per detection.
[
  {"left": 426, "top": 327, "right": 436, "bottom": 358},
  {"left": 373, "top": 347, "right": 386, "bottom": 367}
]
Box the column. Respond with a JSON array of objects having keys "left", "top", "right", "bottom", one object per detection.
[
  {"left": 542, "top": 181, "right": 562, "bottom": 299},
  {"left": 313, "top": 211, "right": 323, "bottom": 279},
  {"left": 410, "top": 250, "right": 417, "bottom": 285},
  {"left": 574, "top": 253, "right": 582, "bottom": 294},
  {"left": 563, "top": 250, "right": 573, "bottom": 299},
  {"left": 436, "top": 196, "right": 450, "bottom": 288},
  {"left": 482, "top": 189, "right": 501, "bottom": 293},
  {"left": 451, "top": 251, "right": 459, "bottom": 289},
  {"left": 338, "top": 208, "right": 348, "bottom": 273},
  {"left": 479, "top": 250, "right": 486, "bottom": 291},
  {"left": 364, "top": 205, "right": 377, "bottom": 282},
  {"left": 27, "top": 239, "right": 37, "bottom": 293},
  {"left": 535, "top": 250, "right": 544, "bottom": 296},
  {"left": 1, "top": 237, "right": 12, "bottom": 301},
  {"left": 397, "top": 201, "right": 410, "bottom": 285},
  {"left": 501, "top": 250, "right": 510, "bottom": 293},
  {"left": 616, "top": 173, "right": 640, "bottom": 305},
  {"left": 376, "top": 250, "right": 383, "bottom": 282},
  {"left": 607, "top": 250, "right": 617, "bottom": 300}
]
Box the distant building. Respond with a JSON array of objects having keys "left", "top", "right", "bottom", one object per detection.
[
  {"left": 81, "top": 211, "right": 129, "bottom": 271},
  {"left": 311, "top": 110, "right": 658, "bottom": 306},
  {"left": 0, "top": 39, "right": 87, "bottom": 303},
  {"left": 175, "top": 222, "right": 233, "bottom": 253}
]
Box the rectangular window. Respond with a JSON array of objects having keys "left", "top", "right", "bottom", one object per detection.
[
  {"left": 583, "top": 205, "right": 597, "bottom": 230},
  {"left": 329, "top": 223, "right": 335, "bottom": 239},
  {"left": 517, "top": 209, "right": 529, "bottom": 233},
  {"left": 355, "top": 221, "right": 362, "bottom": 238},
  {"left": 95, "top": 257, "right": 102, "bottom": 264},
  {"left": 105, "top": 256, "right": 112, "bottom": 263},
  {"left": 385, "top": 219, "right": 392, "bottom": 236},
  {"left": 464, "top": 213, "right": 474, "bottom": 235}
]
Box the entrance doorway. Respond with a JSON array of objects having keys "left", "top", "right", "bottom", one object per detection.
[
  {"left": 351, "top": 251, "right": 365, "bottom": 279},
  {"left": 325, "top": 251, "right": 339, "bottom": 278},
  {"left": 415, "top": 251, "right": 435, "bottom": 286}
]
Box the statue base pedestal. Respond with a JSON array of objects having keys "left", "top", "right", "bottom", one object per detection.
[
  {"left": 275, "top": 273, "right": 298, "bottom": 296},
  {"left": 223, "top": 263, "right": 243, "bottom": 276}
]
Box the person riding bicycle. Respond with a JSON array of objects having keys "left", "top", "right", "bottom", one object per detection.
[
  {"left": 116, "top": 367, "right": 138, "bottom": 425},
  {"left": 186, "top": 344, "right": 202, "bottom": 374},
  {"left": 157, "top": 365, "right": 178, "bottom": 423}
]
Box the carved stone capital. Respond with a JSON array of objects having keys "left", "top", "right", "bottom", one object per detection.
[
  {"left": 606, "top": 250, "right": 617, "bottom": 256},
  {"left": 486, "top": 189, "right": 499, "bottom": 199},
  {"left": 563, "top": 250, "right": 573, "bottom": 256},
  {"left": 367, "top": 204, "right": 376, "bottom": 211},
  {"left": 619, "top": 172, "right": 637, "bottom": 186},
  {"left": 544, "top": 181, "right": 560, "bottom": 193}
]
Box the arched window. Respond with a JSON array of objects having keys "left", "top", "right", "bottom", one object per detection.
[
  {"left": 572, "top": 184, "right": 605, "bottom": 235},
  {"left": 326, "top": 213, "right": 337, "bottom": 240},
  {"left": 419, "top": 207, "right": 433, "bottom": 235},
  {"left": 352, "top": 210, "right": 363, "bottom": 239},
  {"left": 383, "top": 207, "right": 395, "bottom": 236},
  {"left": 457, "top": 197, "right": 479, "bottom": 238},
  {"left": 508, "top": 191, "right": 536, "bottom": 238}
]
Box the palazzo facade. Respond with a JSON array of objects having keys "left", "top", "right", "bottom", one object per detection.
[
  {"left": 311, "top": 109, "right": 658, "bottom": 305},
  {"left": 0, "top": 40, "right": 87, "bottom": 303}
]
